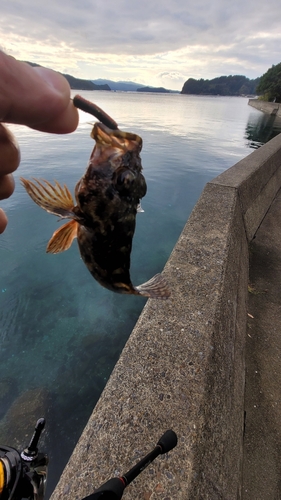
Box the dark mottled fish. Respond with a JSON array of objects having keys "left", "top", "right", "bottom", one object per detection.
[{"left": 20, "top": 97, "right": 170, "bottom": 299}]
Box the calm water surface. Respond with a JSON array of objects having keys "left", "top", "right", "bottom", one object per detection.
[{"left": 1, "top": 93, "right": 281, "bottom": 496}]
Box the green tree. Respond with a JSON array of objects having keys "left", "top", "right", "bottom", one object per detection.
[
  {"left": 181, "top": 75, "right": 258, "bottom": 96},
  {"left": 256, "top": 63, "right": 281, "bottom": 102}
]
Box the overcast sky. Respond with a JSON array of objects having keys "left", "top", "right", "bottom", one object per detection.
[{"left": 1, "top": 0, "right": 281, "bottom": 90}]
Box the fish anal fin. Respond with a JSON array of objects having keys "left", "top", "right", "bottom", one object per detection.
[
  {"left": 135, "top": 273, "right": 170, "bottom": 299},
  {"left": 20, "top": 177, "right": 75, "bottom": 219},
  {"left": 47, "top": 220, "right": 78, "bottom": 254}
]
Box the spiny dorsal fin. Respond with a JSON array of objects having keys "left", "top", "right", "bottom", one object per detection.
[
  {"left": 135, "top": 273, "right": 170, "bottom": 299},
  {"left": 47, "top": 220, "right": 78, "bottom": 254},
  {"left": 20, "top": 178, "right": 75, "bottom": 218}
]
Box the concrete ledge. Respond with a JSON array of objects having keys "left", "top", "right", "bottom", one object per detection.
[
  {"left": 51, "top": 134, "right": 281, "bottom": 500},
  {"left": 248, "top": 98, "right": 281, "bottom": 117},
  {"left": 210, "top": 133, "right": 281, "bottom": 240}
]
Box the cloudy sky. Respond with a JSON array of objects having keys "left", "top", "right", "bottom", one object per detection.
[{"left": 1, "top": 0, "right": 281, "bottom": 90}]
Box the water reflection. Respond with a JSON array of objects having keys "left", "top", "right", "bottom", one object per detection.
[{"left": 245, "top": 110, "right": 281, "bottom": 149}]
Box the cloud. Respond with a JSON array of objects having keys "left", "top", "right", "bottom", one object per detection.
[
  {"left": 158, "top": 72, "right": 185, "bottom": 81},
  {"left": 1, "top": 0, "right": 281, "bottom": 89}
]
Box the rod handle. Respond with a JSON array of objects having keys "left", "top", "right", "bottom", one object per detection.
[{"left": 157, "top": 429, "right": 178, "bottom": 454}]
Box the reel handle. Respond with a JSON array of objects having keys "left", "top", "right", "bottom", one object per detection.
[{"left": 21, "top": 418, "right": 45, "bottom": 461}]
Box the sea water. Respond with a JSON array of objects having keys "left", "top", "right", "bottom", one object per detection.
[{"left": 0, "top": 92, "right": 281, "bottom": 496}]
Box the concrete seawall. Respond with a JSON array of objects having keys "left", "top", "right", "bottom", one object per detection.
[
  {"left": 248, "top": 98, "right": 281, "bottom": 117},
  {"left": 51, "top": 134, "right": 281, "bottom": 500}
]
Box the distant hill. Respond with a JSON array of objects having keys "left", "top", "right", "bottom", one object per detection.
[
  {"left": 181, "top": 75, "right": 260, "bottom": 96},
  {"left": 24, "top": 65, "right": 176, "bottom": 93},
  {"left": 25, "top": 62, "right": 110, "bottom": 91},
  {"left": 23, "top": 62, "right": 260, "bottom": 96},
  {"left": 61, "top": 73, "right": 111, "bottom": 90},
  {"left": 92, "top": 79, "right": 178, "bottom": 93},
  {"left": 137, "top": 86, "right": 170, "bottom": 93},
  {"left": 62, "top": 74, "right": 110, "bottom": 91},
  {"left": 92, "top": 79, "right": 146, "bottom": 92}
]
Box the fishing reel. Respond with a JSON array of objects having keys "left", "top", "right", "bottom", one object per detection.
[
  {"left": 0, "top": 417, "right": 177, "bottom": 500},
  {"left": 0, "top": 418, "right": 48, "bottom": 500}
]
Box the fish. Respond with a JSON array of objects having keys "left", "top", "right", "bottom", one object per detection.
[{"left": 20, "top": 97, "right": 170, "bottom": 299}]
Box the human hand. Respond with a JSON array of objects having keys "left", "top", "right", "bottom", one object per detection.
[{"left": 0, "top": 51, "right": 79, "bottom": 233}]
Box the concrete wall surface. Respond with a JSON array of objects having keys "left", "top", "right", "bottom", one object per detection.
[
  {"left": 51, "top": 134, "right": 281, "bottom": 500},
  {"left": 248, "top": 98, "right": 281, "bottom": 117}
]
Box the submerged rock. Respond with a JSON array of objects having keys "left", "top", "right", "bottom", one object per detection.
[
  {"left": 0, "top": 387, "right": 49, "bottom": 450},
  {"left": 0, "top": 377, "right": 18, "bottom": 419}
]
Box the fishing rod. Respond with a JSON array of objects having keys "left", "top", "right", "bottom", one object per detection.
[
  {"left": 0, "top": 419, "right": 177, "bottom": 500},
  {"left": 82, "top": 429, "right": 178, "bottom": 500}
]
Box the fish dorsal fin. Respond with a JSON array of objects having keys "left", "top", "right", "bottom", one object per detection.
[
  {"left": 135, "top": 273, "right": 170, "bottom": 299},
  {"left": 20, "top": 178, "right": 75, "bottom": 219},
  {"left": 47, "top": 220, "right": 78, "bottom": 254}
]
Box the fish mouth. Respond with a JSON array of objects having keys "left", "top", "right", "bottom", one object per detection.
[{"left": 91, "top": 122, "right": 142, "bottom": 154}]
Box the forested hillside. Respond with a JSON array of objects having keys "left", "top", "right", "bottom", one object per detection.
[
  {"left": 256, "top": 63, "right": 281, "bottom": 102},
  {"left": 181, "top": 75, "right": 259, "bottom": 96}
]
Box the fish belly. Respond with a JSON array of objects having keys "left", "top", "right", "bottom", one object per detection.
[{"left": 77, "top": 224, "right": 137, "bottom": 295}]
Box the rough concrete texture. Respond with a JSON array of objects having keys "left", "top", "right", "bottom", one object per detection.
[
  {"left": 52, "top": 184, "right": 248, "bottom": 500},
  {"left": 242, "top": 189, "right": 281, "bottom": 499},
  {"left": 210, "top": 133, "right": 281, "bottom": 241},
  {"left": 51, "top": 135, "right": 281, "bottom": 500},
  {"left": 248, "top": 99, "right": 281, "bottom": 117}
]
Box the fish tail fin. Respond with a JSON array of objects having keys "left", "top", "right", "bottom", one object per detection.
[
  {"left": 47, "top": 220, "right": 78, "bottom": 254},
  {"left": 135, "top": 273, "right": 170, "bottom": 299},
  {"left": 20, "top": 177, "right": 75, "bottom": 218}
]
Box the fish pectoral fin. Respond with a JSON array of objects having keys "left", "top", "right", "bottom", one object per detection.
[
  {"left": 137, "top": 202, "right": 144, "bottom": 213},
  {"left": 47, "top": 220, "right": 78, "bottom": 254},
  {"left": 135, "top": 273, "right": 171, "bottom": 299},
  {"left": 20, "top": 177, "right": 75, "bottom": 218}
]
